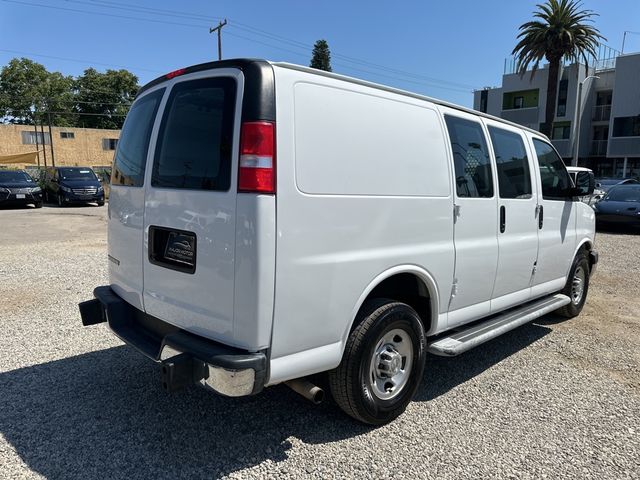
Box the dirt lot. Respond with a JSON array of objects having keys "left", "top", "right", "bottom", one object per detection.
[{"left": 0, "top": 205, "right": 639, "bottom": 479}]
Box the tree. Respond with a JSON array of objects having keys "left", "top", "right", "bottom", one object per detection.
[
  {"left": 512, "top": 0, "right": 604, "bottom": 137},
  {"left": 0, "top": 58, "right": 50, "bottom": 124},
  {"left": 75, "top": 68, "right": 138, "bottom": 129},
  {"left": 310, "top": 39, "right": 332, "bottom": 72}
]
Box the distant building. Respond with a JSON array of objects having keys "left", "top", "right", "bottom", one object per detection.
[
  {"left": 0, "top": 124, "right": 120, "bottom": 169},
  {"left": 473, "top": 49, "right": 640, "bottom": 178}
]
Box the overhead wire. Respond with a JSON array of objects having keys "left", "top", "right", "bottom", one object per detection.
[{"left": 2, "top": 0, "right": 476, "bottom": 94}]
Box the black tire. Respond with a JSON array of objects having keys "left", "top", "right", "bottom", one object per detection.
[
  {"left": 57, "top": 194, "right": 65, "bottom": 207},
  {"left": 97, "top": 201, "right": 105, "bottom": 206},
  {"left": 328, "top": 299, "right": 427, "bottom": 425},
  {"left": 34, "top": 202, "right": 43, "bottom": 209},
  {"left": 556, "top": 251, "right": 590, "bottom": 318}
]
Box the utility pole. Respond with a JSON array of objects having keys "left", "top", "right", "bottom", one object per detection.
[
  {"left": 32, "top": 119, "right": 40, "bottom": 167},
  {"left": 47, "top": 111, "right": 56, "bottom": 167},
  {"left": 40, "top": 121, "right": 48, "bottom": 168},
  {"left": 209, "top": 19, "right": 228, "bottom": 61}
]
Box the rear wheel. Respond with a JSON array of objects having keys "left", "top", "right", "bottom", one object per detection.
[
  {"left": 557, "top": 252, "right": 590, "bottom": 318},
  {"left": 328, "top": 299, "right": 426, "bottom": 425}
]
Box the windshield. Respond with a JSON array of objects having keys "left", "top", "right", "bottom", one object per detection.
[
  {"left": 605, "top": 186, "right": 640, "bottom": 202},
  {"left": 0, "top": 170, "right": 33, "bottom": 183},
  {"left": 58, "top": 168, "right": 97, "bottom": 181}
]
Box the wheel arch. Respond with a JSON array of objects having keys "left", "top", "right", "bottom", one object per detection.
[
  {"left": 572, "top": 238, "right": 595, "bottom": 274},
  {"left": 342, "top": 265, "right": 441, "bottom": 349}
]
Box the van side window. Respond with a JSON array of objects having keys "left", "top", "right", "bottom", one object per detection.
[
  {"left": 152, "top": 77, "right": 236, "bottom": 191},
  {"left": 488, "top": 127, "right": 532, "bottom": 199},
  {"left": 532, "top": 139, "right": 571, "bottom": 200},
  {"left": 112, "top": 88, "right": 164, "bottom": 187},
  {"left": 444, "top": 115, "right": 493, "bottom": 198}
]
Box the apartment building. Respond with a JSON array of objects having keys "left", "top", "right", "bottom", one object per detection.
[{"left": 474, "top": 50, "right": 640, "bottom": 178}]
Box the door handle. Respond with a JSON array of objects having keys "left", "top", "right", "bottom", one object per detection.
[
  {"left": 500, "top": 206, "right": 506, "bottom": 233},
  {"left": 538, "top": 205, "right": 544, "bottom": 229}
]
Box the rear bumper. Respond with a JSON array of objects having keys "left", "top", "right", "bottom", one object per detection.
[{"left": 78, "top": 286, "right": 267, "bottom": 396}]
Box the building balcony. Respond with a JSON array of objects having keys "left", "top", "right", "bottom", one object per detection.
[
  {"left": 500, "top": 107, "right": 539, "bottom": 127},
  {"left": 592, "top": 105, "right": 611, "bottom": 122},
  {"left": 608, "top": 137, "right": 640, "bottom": 157},
  {"left": 590, "top": 140, "right": 608, "bottom": 156}
]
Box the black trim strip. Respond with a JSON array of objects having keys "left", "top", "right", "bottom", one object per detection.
[{"left": 136, "top": 58, "right": 276, "bottom": 122}]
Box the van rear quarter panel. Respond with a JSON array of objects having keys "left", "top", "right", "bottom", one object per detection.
[{"left": 269, "top": 66, "right": 455, "bottom": 381}]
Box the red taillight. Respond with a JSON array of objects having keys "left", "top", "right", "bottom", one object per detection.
[
  {"left": 239, "top": 121, "right": 276, "bottom": 193},
  {"left": 165, "top": 68, "right": 186, "bottom": 79}
]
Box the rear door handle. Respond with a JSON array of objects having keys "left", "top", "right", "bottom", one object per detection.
[{"left": 500, "top": 205, "right": 506, "bottom": 233}]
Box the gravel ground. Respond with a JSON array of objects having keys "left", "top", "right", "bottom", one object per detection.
[{"left": 1, "top": 205, "right": 639, "bottom": 479}]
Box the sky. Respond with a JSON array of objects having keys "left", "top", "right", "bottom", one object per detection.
[{"left": 1, "top": 0, "right": 639, "bottom": 107}]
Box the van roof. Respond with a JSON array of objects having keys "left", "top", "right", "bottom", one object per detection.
[
  {"left": 271, "top": 62, "right": 543, "bottom": 137},
  {"left": 137, "top": 58, "right": 545, "bottom": 139}
]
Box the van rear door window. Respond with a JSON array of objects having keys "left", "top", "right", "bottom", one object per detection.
[
  {"left": 112, "top": 88, "right": 164, "bottom": 187},
  {"left": 444, "top": 115, "right": 494, "bottom": 198},
  {"left": 152, "top": 77, "right": 236, "bottom": 191}
]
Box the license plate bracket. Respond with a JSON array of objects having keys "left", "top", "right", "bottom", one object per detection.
[{"left": 149, "top": 226, "right": 197, "bottom": 274}]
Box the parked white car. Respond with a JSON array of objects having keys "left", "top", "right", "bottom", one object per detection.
[{"left": 80, "top": 60, "right": 598, "bottom": 425}]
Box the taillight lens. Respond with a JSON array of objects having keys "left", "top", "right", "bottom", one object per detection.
[{"left": 239, "top": 121, "right": 276, "bottom": 193}]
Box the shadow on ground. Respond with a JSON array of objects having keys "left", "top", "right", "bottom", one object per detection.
[{"left": 0, "top": 322, "right": 551, "bottom": 479}]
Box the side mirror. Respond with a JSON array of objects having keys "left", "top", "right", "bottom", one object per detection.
[{"left": 574, "top": 171, "right": 595, "bottom": 196}]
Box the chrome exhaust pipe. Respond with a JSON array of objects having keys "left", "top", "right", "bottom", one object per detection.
[{"left": 285, "top": 379, "right": 324, "bottom": 405}]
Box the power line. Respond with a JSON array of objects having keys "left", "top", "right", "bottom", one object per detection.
[
  {"left": 4, "top": 0, "right": 477, "bottom": 93},
  {"left": 0, "top": 48, "right": 162, "bottom": 74}
]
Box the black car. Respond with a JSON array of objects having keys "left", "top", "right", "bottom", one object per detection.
[
  {"left": 0, "top": 169, "right": 43, "bottom": 208},
  {"left": 44, "top": 167, "right": 105, "bottom": 207},
  {"left": 594, "top": 185, "right": 640, "bottom": 230}
]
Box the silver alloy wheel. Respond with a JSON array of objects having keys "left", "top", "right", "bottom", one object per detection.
[
  {"left": 571, "top": 265, "right": 586, "bottom": 305},
  {"left": 368, "top": 328, "right": 413, "bottom": 401}
]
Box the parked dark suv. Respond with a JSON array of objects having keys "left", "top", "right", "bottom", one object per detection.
[
  {"left": 0, "top": 169, "right": 43, "bottom": 208},
  {"left": 44, "top": 167, "right": 105, "bottom": 207}
]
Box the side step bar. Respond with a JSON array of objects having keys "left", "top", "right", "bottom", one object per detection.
[{"left": 428, "top": 294, "right": 570, "bottom": 357}]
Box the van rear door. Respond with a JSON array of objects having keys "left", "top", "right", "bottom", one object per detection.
[
  {"left": 109, "top": 87, "right": 165, "bottom": 310},
  {"left": 142, "top": 70, "right": 242, "bottom": 346}
]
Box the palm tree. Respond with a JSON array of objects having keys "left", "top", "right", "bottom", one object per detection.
[{"left": 512, "top": 0, "right": 604, "bottom": 137}]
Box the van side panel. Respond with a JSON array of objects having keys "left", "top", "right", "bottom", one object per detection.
[{"left": 269, "top": 66, "right": 455, "bottom": 380}]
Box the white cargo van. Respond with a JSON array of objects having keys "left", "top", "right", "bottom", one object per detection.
[{"left": 79, "top": 59, "right": 598, "bottom": 425}]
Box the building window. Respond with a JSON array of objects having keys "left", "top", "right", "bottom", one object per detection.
[
  {"left": 612, "top": 116, "right": 640, "bottom": 137},
  {"left": 503, "top": 89, "right": 538, "bottom": 110},
  {"left": 60, "top": 131, "right": 75, "bottom": 139},
  {"left": 479, "top": 89, "right": 488, "bottom": 113},
  {"left": 102, "top": 138, "right": 119, "bottom": 150},
  {"left": 557, "top": 79, "right": 568, "bottom": 117},
  {"left": 21, "top": 131, "right": 50, "bottom": 145},
  {"left": 552, "top": 122, "right": 571, "bottom": 140}
]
